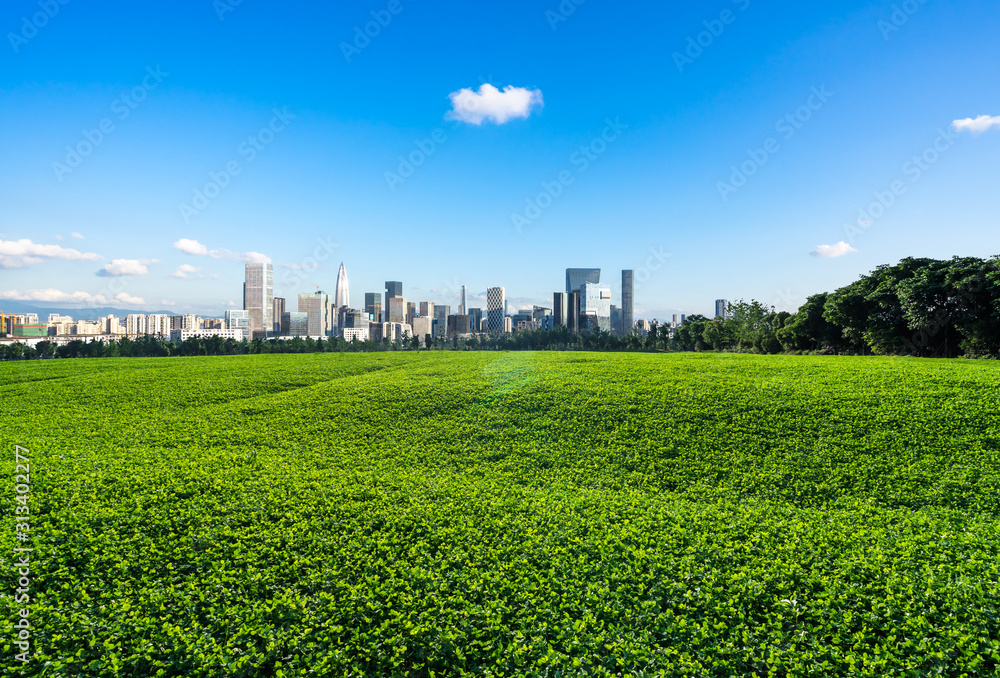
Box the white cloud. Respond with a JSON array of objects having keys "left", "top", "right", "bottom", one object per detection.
[
  {"left": 952, "top": 115, "right": 1000, "bottom": 134},
  {"left": 71, "top": 232, "right": 84, "bottom": 239},
  {"left": 161, "top": 299, "right": 177, "bottom": 306},
  {"left": 446, "top": 84, "right": 543, "bottom": 125},
  {"left": 169, "top": 263, "right": 201, "bottom": 279},
  {"left": 54, "top": 234, "right": 63, "bottom": 241},
  {"left": 0, "top": 289, "right": 145, "bottom": 305},
  {"left": 173, "top": 238, "right": 271, "bottom": 264},
  {"left": 811, "top": 241, "right": 858, "bottom": 258},
  {"left": 0, "top": 238, "right": 102, "bottom": 269},
  {"left": 97, "top": 258, "right": 158, "bottom": 277}
]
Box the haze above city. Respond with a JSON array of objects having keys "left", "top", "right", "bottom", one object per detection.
[{"left": 2, "top": 0, "right": 998, "bottom": 320}]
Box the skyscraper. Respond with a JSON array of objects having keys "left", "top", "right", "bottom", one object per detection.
[
  {"left": 272, "top": 297, "right": 285, "bottom": 334},
  {"left": 364, "top": 293, "right": 382, "bottom": 322},
  {"left": 388, "top": 296, "right": 407, "bottom": 323},
  {"left": 335, "top": 263, "right": 350, "bottom": 309},
  {"left": 298, "top": 291, "right": 330, "bottom": 336},
  {"left": 581, "top": 282, "right": 612, "bottom": 332},
  {"left": 384, "top": 281, "right": 402, "bottom": 323},
  {"left": 487, "top": 286, "right": 506, "bottom": 334},
  {"left": 459, "top": 285, "right": 467, "bottom": 315},
  {"left": 715, "top": 299, "right": 728, "bottom": 320},
  {"left": 244, "top": 263, "right": 273, "bottom": 339},
  {"left": 419, "top": 301, "right": 435, "bottom": 319},
  {"left": 566, "top": 268, "right": 601, "bottom": 294},
  {"left": 567, "top": 291, "right": 580, "bottom": 333},
  {"left": 621, "top": 270, "right": 634, "bottom": 336},
  {"left": 553, "top": 292, "right": 567, "bottom": 326}
]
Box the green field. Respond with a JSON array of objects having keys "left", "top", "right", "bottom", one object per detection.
[{"left": 2, "top": 352, "right": 999, "bottom": 677}]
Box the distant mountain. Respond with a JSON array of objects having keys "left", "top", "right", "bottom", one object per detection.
[{"left": 0, "top": 301, "right": 220, "bottom": 319}]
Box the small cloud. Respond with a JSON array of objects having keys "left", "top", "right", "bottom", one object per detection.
[
  {"left": 173, "top": 238, "right": 270, "bottom": 263},
  {"left": 161, "top": 299, "right": 177, "bottom": 306},
  {"left": 0, "top": 238, "right": 101, "bottom": 269},
  {"left": 952, "top": 115, "right": 1000, "bottom": 134},
  {"left": 97, "top": 258, "right": 158, "bottom": 277},
  {"left": 240, "top": 251, "right": 271, "bottom": 264},
  {"left": 446, "top": 84, "right": 543, "bottom": 125},
  {"left": 226, "top": 300, "right": 237, "bottom": 307},
  {"left": 54, "top": 234, "right": 63, "bottom": 241},
  {"left": 811, "top": 241, "right": 858, "bottom": 258},
  {"left": 71, "top": 232, "right": 84, "bottom": 239},
  {"left": 113, "top": 292, "right": 145, "bottom": 305},
  {"left": 169, "top": 263, "right": 201, "bottom": 279}
]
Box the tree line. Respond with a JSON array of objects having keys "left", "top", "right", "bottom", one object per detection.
[{"left": 3, "top": 256, "right": 997, "bottom": 362}]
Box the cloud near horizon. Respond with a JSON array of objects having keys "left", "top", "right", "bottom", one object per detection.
[
  {"left": 446, "top": 84, "right": 543, "bottom": 125},
  {"left": 0, "top": 288, "right": 145, "bottom": 305},
  {"left": 811, "top": 241, "right": 858, "bottom": 258},
  {"left": 0, "top": 238, "right": 101, "bottom": 269},
  {"left": 952, "top": 115, "right": 1000, "bottom": 134}
]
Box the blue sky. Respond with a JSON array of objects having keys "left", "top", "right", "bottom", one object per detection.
[{"left": 1, "top": 0, "right": 998, "bottom": 319}]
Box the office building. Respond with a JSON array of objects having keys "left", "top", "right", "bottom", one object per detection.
[
  {"left": 384, "top": 281, "right": 402, "bottom": 320},
  {"left": 272, "top": 298, "right": 285, "bottom": 334},
  {"left": 610, "top": 305, "right": 622, "bottom": 336},
  {"left": 340, "top": 309, "right": 368, "bottom": 329},
  {"left": 567, "top": 291, "right": 580, "bottom": 333},
  {"left": 447, "top": 314, "right": 472, "bottom": 338},
  {"left": 459, "top": 285, "right": 467, "bottom": 315},
  {"left": 335, "top": 263, "right": 350, "bottom": 310},
  {"left": 486, "top": 286, "right": 506, "bottom": 333},
  {"left": 298, "top": 291, "right": 330, "bottom": 336},
  {"left": 672, "top": 314, "right": 680, "bottom": 327},
  {"left": 580, "top": 283, "right": 612, "bottom": 332},
  {"left": 364, "top": 293, "right": 382, "bottom": 323},
  {"left": 622, "top": 270, "right": 634, "bottom": 336},
  {"left": 244, "top": 262, "right": 273, "bottom": 339},
  {"left": 503, "top": 317, "right": 513, "bottom": 333},
  {"left": 553, "top": 292, "right": 567, "bottom": 327},
  {"left": 468, "top": 307, "right": 483, "bottom": 332},
  {"left": 715, "top": 299, "right": 728, "bottom": 320},
  {"left": 170, "top": 328, "right": 244, "bottom": 342},
  {"left": 342, "top": 327, "right": 369, "bottom": 342},
  {"left": 532, "top": 306, "right": 550, "bottom": 321},
  {"left": 225, "top": 310, "right": 250, "bottom": 333},
  {"left": 433, "top": 304, "right": 450, "bottom": 326},
  {"left": 566, "top": 268, "right": 601, "bottom": 294},
  {"left": 412, "top": 316, "right": 433, "bottom": 340},
  {"left": 419, "top": 301, "right": 435, "bottom": 319},
  {"left": 406, "top": 302, "right": 416, "bottom": 326},
  {"left": 387, "top": 296, "right": 407, "bottom": 323},
  {"left": 282, "top": 312, "right": 309, "bottom": 337}
]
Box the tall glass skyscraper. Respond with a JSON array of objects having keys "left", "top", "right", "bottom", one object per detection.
[
  {"left": 335, "top": 263, "right": 350, "bottom": 309},
  {"left": 565, "top": 268, "right": 601, "bottom": 294}
]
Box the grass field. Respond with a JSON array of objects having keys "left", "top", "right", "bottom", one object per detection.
[{"left": 2, "top": 352, "right": 999, "bottom": 677}]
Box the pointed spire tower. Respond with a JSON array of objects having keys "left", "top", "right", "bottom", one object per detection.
[{"left": 335, "top": 262, "right": 349, "bottom": 309}]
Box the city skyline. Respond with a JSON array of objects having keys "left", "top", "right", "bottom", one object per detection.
[{"left": 4, "top": 2, "right": 997, "bottom": 322}]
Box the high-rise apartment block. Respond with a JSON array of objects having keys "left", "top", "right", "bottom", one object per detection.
[{"left": 486, "top": 286, "right": 506, "bottom": 333}]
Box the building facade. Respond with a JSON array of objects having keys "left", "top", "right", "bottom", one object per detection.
[
  {"left": 486, "top": 286, "right": 506, "bottom": 334},
  {"left": 581, "top": 282, "right": 612, "bottom": 332},
  {"left": 244, "top": 263, "right": 273, "bottom": 339},
  {"left": 298, "top": 291, "right": 331, "bottom": 337},
  {"left": 622, "top": 270, "right": 634, "bottom": 336},
  {"left": 566, "top": 268, "right": 601, "bottom": 294}
]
